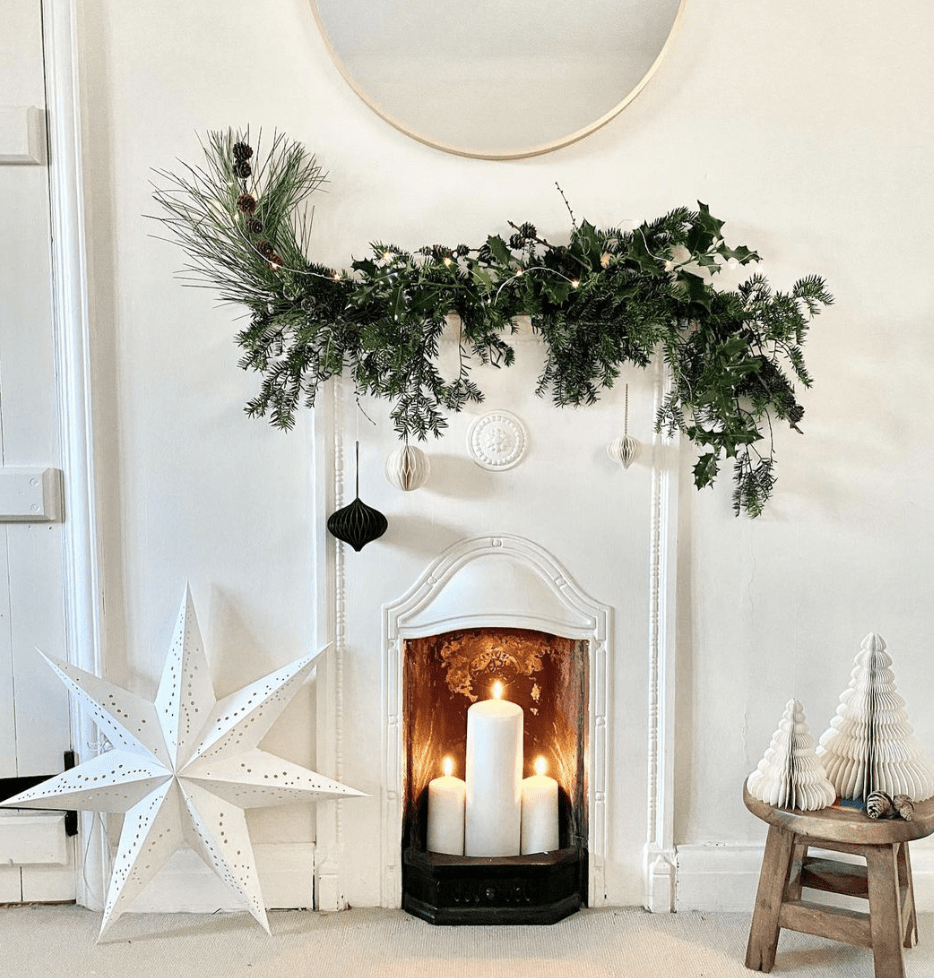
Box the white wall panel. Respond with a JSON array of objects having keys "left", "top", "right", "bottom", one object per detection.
[{"left": 67, "top": 0, "right": 934, "bottom": 912}]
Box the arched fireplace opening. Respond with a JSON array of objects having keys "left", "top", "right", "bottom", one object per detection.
[{"left": 401, "top": 627, "right": 589, "bottom": 923}]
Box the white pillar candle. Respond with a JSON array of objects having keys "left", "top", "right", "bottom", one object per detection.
[
  {"left": 465, "top": 681, "right": 523, "bottom": 857},
  {"left": 520, "top": 756, "right": 559, "bottom": 855},
  {"left": 427, "top": 757, "right": 466, "bottom": 855}
]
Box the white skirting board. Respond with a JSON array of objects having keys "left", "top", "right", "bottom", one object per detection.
[
  {"left": 674, "top": 838, "right": 934, "bottom": 912},
  {"left": 128, "top": 844, "right": 317, "bottom": 914}
]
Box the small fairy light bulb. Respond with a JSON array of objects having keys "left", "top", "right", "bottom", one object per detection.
[
  {"left": 516, "top": 267, "right": 524, "bottom": 277},
  {"left": 492, "top": 680, "right": 504, "bottom": 700},
  {"left": 600, "top": 253, "right": 611, "bottom": 268},
  {"left": 382, "top": 250, "right": 393, "bottom": 262},
  {"left": 332, "top": 271, "right": 341, "bottom": 281},
  {"left": 571, "top": 279, "right": 580, "bottom": 289},
  {"left": 443, "top": 256, "right": 452, "bottom": 266},
  {"left": 534, "top": 756, "right": 548, "bottom": 777},
  {"left": 442, "top": 756, "right": 455, "bottom": 778}
]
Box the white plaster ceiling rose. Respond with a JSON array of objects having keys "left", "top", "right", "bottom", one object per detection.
[
  {"left": 467, "top": 410, "right": 528, "bottom": 471},
  {"left": 0, "top": 585, "right": 362, "bottom": 940}
]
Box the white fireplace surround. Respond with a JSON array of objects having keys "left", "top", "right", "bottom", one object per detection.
[
  {"left": 380, "top": 534, "right": 612, "bottom": 908},
  {"left": 309, "top": 362, "right": 681, "bottom": 915}
]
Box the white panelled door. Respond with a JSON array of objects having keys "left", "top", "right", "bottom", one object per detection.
[{"left": 0, "top": 0, "right": 75, "bottom": 901}]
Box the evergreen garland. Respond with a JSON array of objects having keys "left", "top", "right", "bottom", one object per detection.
[{"left": 151, "top": 129, "right": 832, "bottom": 517}]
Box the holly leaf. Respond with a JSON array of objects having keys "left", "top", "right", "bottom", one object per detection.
[
  {"left": 628, "top": 227, "right": 662, "bottom": 274},
  {"left": 718, "top": 243, "right": 759, "bottom": 265},
  {"left": 471, "top": 266, "right": 494, "bottom": 291},
  {"left": 352, "top": 257, "right": 379, "bottom": 278},
  {"left": 695, "top": 202, "right": 725, "bottom": 240},
  {"left": 542, "top": 277, "right": 572, "bottom": 304},
  {"left": 675, "top": 270, "right": 713, "bottom": 311},
  {"left": 485, "top": 234, "right": 512, "bottom": 265},
  {"left": 573, "top": 219, "right": 604, "bottom": 267},
  {"left": 693, "top": 452, "right": 720, "bottom": 488}
]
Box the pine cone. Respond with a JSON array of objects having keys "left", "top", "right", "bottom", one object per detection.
[
  {"left": 257, "top": 240, "right": 275, "bottom": 258},
  {"left": 233, "top": 141, "right": 253, "bottom": 162},
  {"left": 247, "top": 218, "right": 264, "bottom": 235},
  {"left": 267, "top": 252, "right": 284, "bottom": 268},
  {"left": 233, "top": 160, "right": 252, "bottom": 179},
  {"left": 237, "top": 193, "right": 257, "bottom": 214}
]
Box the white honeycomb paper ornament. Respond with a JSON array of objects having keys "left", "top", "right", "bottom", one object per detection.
[
  {"left": 607, "top": 383, "right": 641, "bottom": 470},
  {"left": 817, "top": 632, "right": 934, "bottom": 803},
  {"left": 747, "top": 698, "right": 836, "bottom": 811},
  {"left": 0, "top": 585, "right": 363, "bottom": 940},
  {"left": 386, "top": 443, "right": 430, "bottom": 491},
  {"left": 608, "top": 434, "right": 641, "bottom": 470}
]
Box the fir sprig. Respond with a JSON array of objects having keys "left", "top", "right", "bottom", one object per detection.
[{"left": 151, "top": 130, "right": 833, "bottom": 516}]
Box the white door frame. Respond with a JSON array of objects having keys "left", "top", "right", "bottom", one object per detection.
[{"left": 42, "top": 0, "right": 108, "bottom": 910}]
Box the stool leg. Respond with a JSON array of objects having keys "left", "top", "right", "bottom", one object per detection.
[
  {"left": 865, "top": 845, "right": 907, "bottom": 978},
  {"left": 898, "top": 842, "right": 918, "bottom": 949},
  {"left": 785, "top": 841, "right": 808, "bottom": 902},
  {"left": 745, "top": 825, "right": 796, "bottom": 973}
]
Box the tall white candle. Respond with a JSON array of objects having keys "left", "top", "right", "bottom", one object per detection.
[
  {"left": 465, "top": 681, "right": 523, "bottom": 857},
  {"left": 521, "top": 756, "right": 559, "bottom": 854},
  {"left": 427, "top": 757, "right": 466, "bottom": 855}
]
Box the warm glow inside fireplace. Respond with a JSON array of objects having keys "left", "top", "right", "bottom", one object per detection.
[{"left": 401, "top": 626, "right": 588, "bottom": 923}]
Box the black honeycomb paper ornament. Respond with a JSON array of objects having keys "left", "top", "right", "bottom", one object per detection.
[{"left": 327, "top": 441, "right": 388, "bottom": 552}]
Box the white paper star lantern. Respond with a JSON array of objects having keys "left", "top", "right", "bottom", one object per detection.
[{"left": 0, "top": 585, "right": 362, "bottom": 939}]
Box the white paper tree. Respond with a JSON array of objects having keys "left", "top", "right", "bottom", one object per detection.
[
  {"left": 817, "top": 632, "right": 934, "bottom": 803},
  {"left": 747, "top": 698, "right": 837, "bottom": 811}
]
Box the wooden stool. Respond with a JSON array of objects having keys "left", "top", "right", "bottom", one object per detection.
[{"left": 744, "top": 784, "right": 934, "bottom": 978}]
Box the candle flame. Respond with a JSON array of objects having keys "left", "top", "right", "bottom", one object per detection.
[
  {"left": 492, "top": 681, "right": 503, "bottom": 700},
  {"left": 442, "top": 756, "right": 454, "bottom": 778},
  {"left": 534, "top": 756, "right": 548, "bottom": 777}
]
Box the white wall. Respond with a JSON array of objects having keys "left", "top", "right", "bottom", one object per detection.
[{"left": 73, "top": 0, "right": 934, "bottom": 910}]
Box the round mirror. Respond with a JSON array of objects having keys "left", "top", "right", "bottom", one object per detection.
[{"left": 312, "top": 0, "right": 685, "bottom": 160}]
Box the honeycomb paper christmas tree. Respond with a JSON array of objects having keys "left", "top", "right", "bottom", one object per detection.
[
  {"left": 747, "top": 698, "right": 837, "bottom": 811},
  {"left": 817, "top": 632, "right": 934, "bottom": 803}
]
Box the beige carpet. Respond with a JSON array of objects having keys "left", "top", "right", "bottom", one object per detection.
[{"left": 2, "top": 905, "right": 932, "bottom": 977}]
